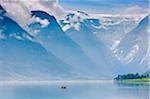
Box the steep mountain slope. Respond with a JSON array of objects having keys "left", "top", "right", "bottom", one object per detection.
[
  {"left": 113, "top": 14, "right": 150, "bottom": 73},
  {"left": 1, "top": 3, "right": 148, "bottom": 80},
  {"left": 0, "top": 6, "right": 73, "bottom": 80},
  {"left": 60, "top": 12, "right": 120, "bottom": 76},
  {"left": 60, "top": 11, "right": 149, "bottom": 74},
  {"left": 93, "top": 15, "right": 141, "bottom": 48},
  {"left": 29, "top": 10, "right": 112, "bottom": 78}
]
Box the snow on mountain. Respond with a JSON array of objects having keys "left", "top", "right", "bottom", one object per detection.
[
  {"left": 0, "top": 15, "right": 34, "bottom": 40},
  {"left": 59, "top": 11, "right": 149, "bottom": 74},
  {"left": 60, "top": 11, "right": 142, "bottom": 49},
  {"left": 93, "top": 15, "right": 142, "bottom": 49},
  {"left": 29, "top": 10, "right": 110, "bottom": 79},
  {"left": 0, "top": 6, "right": 74, "bottom": 80},
  {"left": 0, "top": 0, "right": 65, "bottom": 35},
  {"left": 60, "top": 11, "right": 91, "bottom": 31},
  {"left": 0, "top": 2, "right": 149, "bottom": 80},
  {"left": 113, "top": 14, "right": 150, "bottom": 73},
  {"left": 60, "top": 11, "right": 118, "bottom": 76}
]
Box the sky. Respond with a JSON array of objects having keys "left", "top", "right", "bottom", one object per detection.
[
  {"left": 0, "top": 0, "right": 65, "bottom": 31},
  {"left": 59, "top": 0, "right": 149, "bottom": 14},
  {"left": 0, "top": 0, "right": 149, "bottom": 29}
]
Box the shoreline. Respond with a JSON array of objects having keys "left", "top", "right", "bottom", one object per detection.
[
  {"left": 0, "top": 80, "right": 114, "bottom": 85},
  {"left": 114, "top": 78, "right": 150, "bottom": 84}
]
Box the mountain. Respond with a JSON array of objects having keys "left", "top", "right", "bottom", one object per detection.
[
  {"left": 0, "top": 5, "right": 6, "bottom": 15},
  {"left": 60, "top": 11, "right": 149, "bottom": 74},
  {"left": 92, "top": 15, "right": 141, "bottom": 48},
  {"left": 112, "top": 14, "right": 150, "bottom": 73},
  {"left": 60, "top": 12, "right": 121, "bottom": 76},
  {"left": 0, "top": 4, "right": 148, "bottom": 80},
  {"left": 0, "top": 6, "right": 74, "bottom": 80},
  {"left": 29, "top": 10, "right": 114, "bottom": 79}
]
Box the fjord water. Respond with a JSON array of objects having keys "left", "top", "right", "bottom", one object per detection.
[{"left": 0, "top": 82, "right": 149, "bottom": 99}]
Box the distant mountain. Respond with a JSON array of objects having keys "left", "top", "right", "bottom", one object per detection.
[
  {"left": 113, "top": 14, "right": 150, "bottom": 73},
  {"left": 29, "top": 10, "right": 109, "bottom": 79},
  {"left": 94, "top": 15, "right": 141, "bottom": 50},
  {"left": 0, "top": 7, "right": 74, "bottom": 80},
  {"left": 60, "top": 12, "right": 119, "bottom": 76},
  {"left": 0, "top": 4, "right": 149, "bottom": 80},
  {"left": 60, "top": 11, "right": 149, "bottom": 74}
]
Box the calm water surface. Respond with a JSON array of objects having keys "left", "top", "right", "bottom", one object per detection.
[{"left": 0, "top": 82, "right": 149, "bottom": 99}]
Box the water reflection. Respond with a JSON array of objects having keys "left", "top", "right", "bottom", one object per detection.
[
  {"left": 114, "top": 82, "right": 149, "bottom": 99},
  {"left": 0, "top": 82, "right": 149, "bottom": 99}
]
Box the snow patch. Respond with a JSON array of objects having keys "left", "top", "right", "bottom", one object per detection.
[{"left": 123, "top": 44, "right": 139, "bottom": 64}]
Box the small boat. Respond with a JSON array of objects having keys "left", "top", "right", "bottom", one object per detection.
[{"left": 61, "top": 86, "right": 67, "bottom": 90}]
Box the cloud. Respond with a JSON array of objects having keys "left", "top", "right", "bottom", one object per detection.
[
  {"left": 0, "top": 0, "right": 65, "bottom": 32},
  {"left": 122, "top": 5, "right": 149, "bottom": 15},
  {"left": 31, "top": 16, "right": 50, "bottom": 28}
]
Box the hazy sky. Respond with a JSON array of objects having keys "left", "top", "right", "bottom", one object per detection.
[{"left": 59, "top": 0, "right": 149, "bottom": 14}]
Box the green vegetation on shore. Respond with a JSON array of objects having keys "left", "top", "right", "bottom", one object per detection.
[
  {"left": 116, "top": 78, "right": 150, "bottom": 83},
  {"left": 114, "top": 72, "right": 150, "bottom": 83}
]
